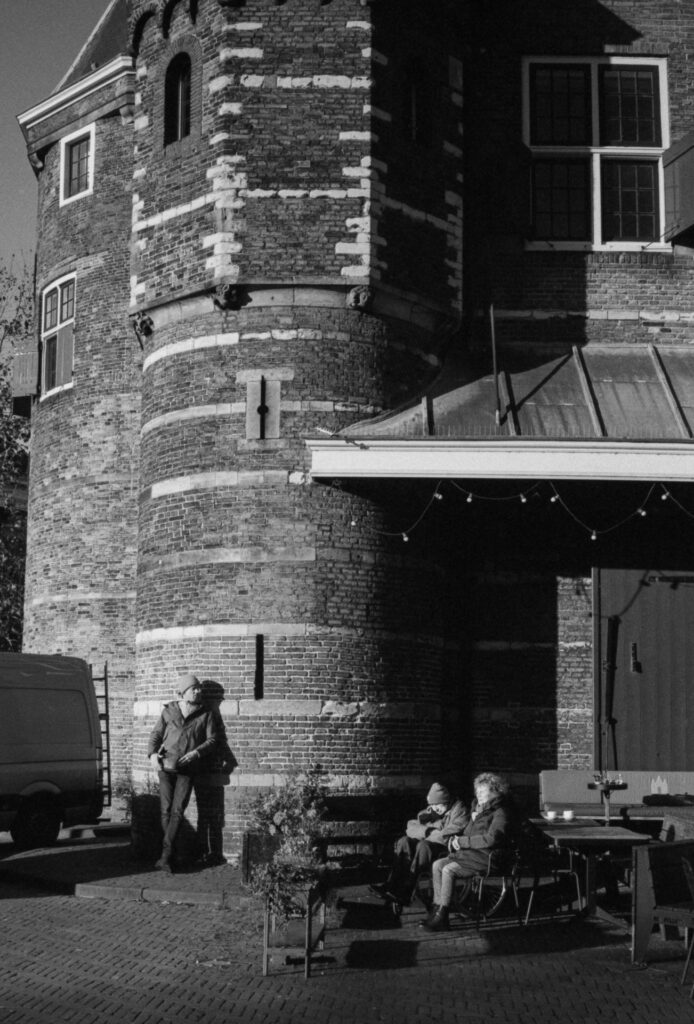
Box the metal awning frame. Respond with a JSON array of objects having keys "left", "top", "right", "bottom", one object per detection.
[{"left": 307, "top": 437, "right": 694, "bottom": 482}]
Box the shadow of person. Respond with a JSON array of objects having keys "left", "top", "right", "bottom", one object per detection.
[{"left": 193, "top": 680, "right": 238, "bottom": 866}]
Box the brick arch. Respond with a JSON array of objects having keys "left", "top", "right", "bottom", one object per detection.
[
  {"left": 162, "top": 0, "right": 198, "bottom": 39},
  {"left": 130, "top": 3, "right": 164, "bottom": 58}
]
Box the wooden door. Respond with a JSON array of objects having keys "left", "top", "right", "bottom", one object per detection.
[{"left": 595, "top": 568, "right": 694, "bottom": 771}]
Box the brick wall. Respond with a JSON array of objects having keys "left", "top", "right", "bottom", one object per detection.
[{"left": 23, "top": 108, "right": 139, "bottom": 790}]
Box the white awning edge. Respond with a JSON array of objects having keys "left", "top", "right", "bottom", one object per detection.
[{"left": 306, "top": 438, "right": 694, "bottom": 482}]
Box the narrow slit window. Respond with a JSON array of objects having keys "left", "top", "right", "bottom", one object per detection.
[
  {"left": 164, "top": 53, "right": 192, "bottom": 145},
  {"left": 254, "top": 634, "right": 264, "bottom": 701}
]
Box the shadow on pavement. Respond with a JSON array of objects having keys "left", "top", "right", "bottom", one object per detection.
[
  {"left": 346, "top": 939, "right": 420, "bottom": 969},
  {"left": 337, "top": 897, "right": 404, "bottom": 930}
]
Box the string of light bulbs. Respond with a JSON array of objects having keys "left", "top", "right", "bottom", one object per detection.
[{"left": 345, "top": 479, "right": 694, "bottom": 543}]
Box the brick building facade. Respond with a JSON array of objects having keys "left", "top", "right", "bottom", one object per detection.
[{"left": 15, "top": 0, "right": 694, "bottom": 853}]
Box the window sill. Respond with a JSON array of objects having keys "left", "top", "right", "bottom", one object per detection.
[
  {"left": 40, "top": 382, "right": 74, "bottom": 402},
  {"left": 524, "top": 241, "right": 673, "bottom": 253}
]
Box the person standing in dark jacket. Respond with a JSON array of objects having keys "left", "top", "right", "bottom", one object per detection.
[
  {"left": 148, "top": 673, "right": 222, "bottom": 872},
  {"left": 423, "top": 772, "right": 515, "bottom": 931}
]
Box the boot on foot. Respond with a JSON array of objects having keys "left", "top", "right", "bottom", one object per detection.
[{"left": 423, "top": 906, "right": 450, "bottom": 932}]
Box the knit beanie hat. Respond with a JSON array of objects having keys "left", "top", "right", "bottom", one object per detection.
[
  {"left": 427, "top": 783, "right": 450, "bottom": 805},
  {"left": 178, "top": 672, "right": 200, "bottom": 696}
]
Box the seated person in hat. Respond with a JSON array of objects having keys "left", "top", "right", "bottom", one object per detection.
[
  {"left": 370, "top": 782, "right": 469, "bottom": 905},
  {"left": 423, "top": 772, "right": 515, "bottom": 931}
]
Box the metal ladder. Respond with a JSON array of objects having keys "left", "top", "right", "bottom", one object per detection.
[{"left": 90, "top": 662, "right": 111, "bottom": 808}]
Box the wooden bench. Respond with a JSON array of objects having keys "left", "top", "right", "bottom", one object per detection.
[
  {"left": 632, "top": 839, "right": 694, "bottom": 965},
  {"left": 539, "top": 770, "right": 694, "bottom": 822}
]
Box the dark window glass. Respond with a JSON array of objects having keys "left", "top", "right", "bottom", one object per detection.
[
  {"left": 44, "top": 289, "right": 58, "bottom": 331},
  {"left": 44, "top": 335, "right": 57, "bottom": 392},
  {"left": 164, "top": 53, "right": 192, "bottom": 145},
  {"left": 600, "top": 67, "right": 660, "bottom": 146},
  {"left": 66, "top": 136, "right": 90, "bottom": 197},
  {"left": 532, "top": 159, "right": 590, "bottom": 240},
  {"left": 602, "top": 160, "right": 658, "bottom": 241},
  {"left": 401, "top": 62, "right": 434, "bottom": 147},
  {"left": 530, "top": 65, "right": 591, "bottom": 145},
  {"left": 60, "top": 280, "right": 75, "bottom": 322}
]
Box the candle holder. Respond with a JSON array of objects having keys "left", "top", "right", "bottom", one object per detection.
[{"left": 587, "top": 772, "right": 628, "bottom": 825}]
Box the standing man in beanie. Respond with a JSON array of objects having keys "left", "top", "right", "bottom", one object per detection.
[
  {"left": 370, "top": 782, "right": 468, "bottom": 905},
  {"left": 148, "top": 673, "right": 222, "bottom": 872}
]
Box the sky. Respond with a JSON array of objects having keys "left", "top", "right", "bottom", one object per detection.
[{"left": 0, "top": 0, "right": 112, "bottom": 268}]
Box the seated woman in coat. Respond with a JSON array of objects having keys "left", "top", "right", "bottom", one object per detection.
[{"left": 423, "top": 772, "right": 515, "bottom": 931}]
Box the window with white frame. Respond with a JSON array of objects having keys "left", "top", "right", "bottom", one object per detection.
[
  {"left": 59, "top": 124, "right": 95, "bottom": 206},
  {"left": 41, "top": 275, "right": 75, "bottom": 397},
  {"left": 523, "top": 57, "right": 669, "bottom": 249}
]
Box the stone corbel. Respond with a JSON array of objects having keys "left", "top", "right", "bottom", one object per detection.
[
  {"left": 346, "top": 286, "right": 373, "bottom": 313},
  {"left": 213, "top": 283, "right": 247, "bottom": 311},
  {"left": 27, "top": 151, "right": 44, "bottom": 174},
  {"left": 131, "top": 312, "right": 154, "bottom": 350}
]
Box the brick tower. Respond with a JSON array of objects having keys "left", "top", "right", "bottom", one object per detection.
[
  {"left": 19, "top": 0, "right": 464, "bottom": 852},
  {"left": 128, "top": 0, "right": 463, "bottom": 846}
]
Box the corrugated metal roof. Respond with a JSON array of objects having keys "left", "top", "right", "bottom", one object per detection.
[{"left": 348, "top": 344, "right": 694, "bottom": 441}]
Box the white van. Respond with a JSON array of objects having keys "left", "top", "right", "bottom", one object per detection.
[{"left": 0, "top": 653, "right": 104, "bottom": 849}]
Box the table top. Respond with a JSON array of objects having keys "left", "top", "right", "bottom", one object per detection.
[
  {"left": 541, "top": 824, "right": 651, "bottom": 850},
  {"left": 532, "top": 816, "right": 599, "bottom": 827}
]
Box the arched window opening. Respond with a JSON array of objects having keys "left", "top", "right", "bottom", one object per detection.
[
  {"left": 402, "top": 61, "right": 434, "bottom": 148},
  {"left": 164, "top": 52, "right": 192, "bottom": 145}
]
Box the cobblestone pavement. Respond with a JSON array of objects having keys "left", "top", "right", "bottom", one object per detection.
[{"left": 0, "top": 836, "right": 692, "bottom": 1024}]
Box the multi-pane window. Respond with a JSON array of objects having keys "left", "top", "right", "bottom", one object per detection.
[
  {"left": 524, "top": 58, "right": 668, "bottom": 248},
  {"left": 59, "top": 124, "right": 95, "bottom": 205},
  {"left": 164, "top": 52, "right": 192, "bottom": 145},
  {"left": 41, "top": 276, "right": 75, "bottom": 396}
]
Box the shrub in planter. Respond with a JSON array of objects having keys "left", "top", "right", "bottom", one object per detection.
[{"left": 243, "top": 770, "right": 331, "bottom": 923}]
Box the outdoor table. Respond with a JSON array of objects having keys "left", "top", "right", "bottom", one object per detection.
[{"left": 541, "top": 823, "right": 651, "bottom": 920}]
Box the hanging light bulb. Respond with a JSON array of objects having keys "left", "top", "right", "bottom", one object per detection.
[
  {"left": 638, "top": 508, "right": 647, "bottom": 517},
  {"left": 520, "top": 494, "right": 527, "bottom": 504},
  {"left": 661, "top": 490, "right": 670, "bottom": 501},
  {"left": 550, "top": 494, "right": 558, "bottom": 503},
  {"left": 402, "top": 532, "right": 409, "bottom": 543},
  {"left": 350, "top": 518, "right": 357, "bottom": 528},
  {"left": 434, "top": 491, "right": 443, "bottom": 502},
  {"left": 591, "top": 530, "right": 597, "bottom": 541},
  {"left": 466, "top": 494, "right": 473, "bottom": 504}
]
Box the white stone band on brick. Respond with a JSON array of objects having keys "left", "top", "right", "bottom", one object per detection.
[
  {"left": 493, "top": 308, "right": 694, "bottom": 323},
  {"left": 30, "top": 590, "right": 136, "bottom": 607},
  {"left": 142, "top": 333, "right": 239, "bottom": 371},
  {"left": 138, "top": 545, "right": 316, "bottom": 572},
  {"left": 142, "top": 470, "right": 307, "bottom": 500},
  {"left": 134, "top": 699, "right": 440, "bottom": 720},
  {"left": 135, "top": 622, "right": 445, "bottom": 645},
  {"left": 132, "top": 768, "right": 430, "bottom": 791},
  {"left": 141, "top": 404, "right": 234, "bottom": 435}
]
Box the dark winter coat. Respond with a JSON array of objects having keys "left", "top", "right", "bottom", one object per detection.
[
  {"left": 148, "top": 701, "right": 222, "bottom": 774},
  {"left": 449, "top": 795, "right": 515, "bottom": 854},
  {"left": 416, "top": 799, "right": 469, "bottom": 846}
]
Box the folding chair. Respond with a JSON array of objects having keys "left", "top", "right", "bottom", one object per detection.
[{"left": 453, "top": 848, "right": 523, "bottom": 928}]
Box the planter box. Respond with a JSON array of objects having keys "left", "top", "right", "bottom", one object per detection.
[
  {"left": 242, "top": 831, "right": 281, "bottom": 883},
  {"left": 262, "top": 884, "right": 326, "bottom": 980}
]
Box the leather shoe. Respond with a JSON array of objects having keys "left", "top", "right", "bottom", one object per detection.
[{"left": 423, "top": 907, "right": 450, "bottom": 932}]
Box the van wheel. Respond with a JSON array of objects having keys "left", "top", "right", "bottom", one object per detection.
[{"left": 10, "top": 797, "right": 62, "bottom": 850}]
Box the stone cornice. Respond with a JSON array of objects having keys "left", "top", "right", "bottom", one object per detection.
[{"left": 17, "top": 55, "right": 134, "bottom": 132}]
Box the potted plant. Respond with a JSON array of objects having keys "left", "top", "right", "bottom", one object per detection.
[{"left": 243, "top": 770, "right": 332, "bottom": 977}]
